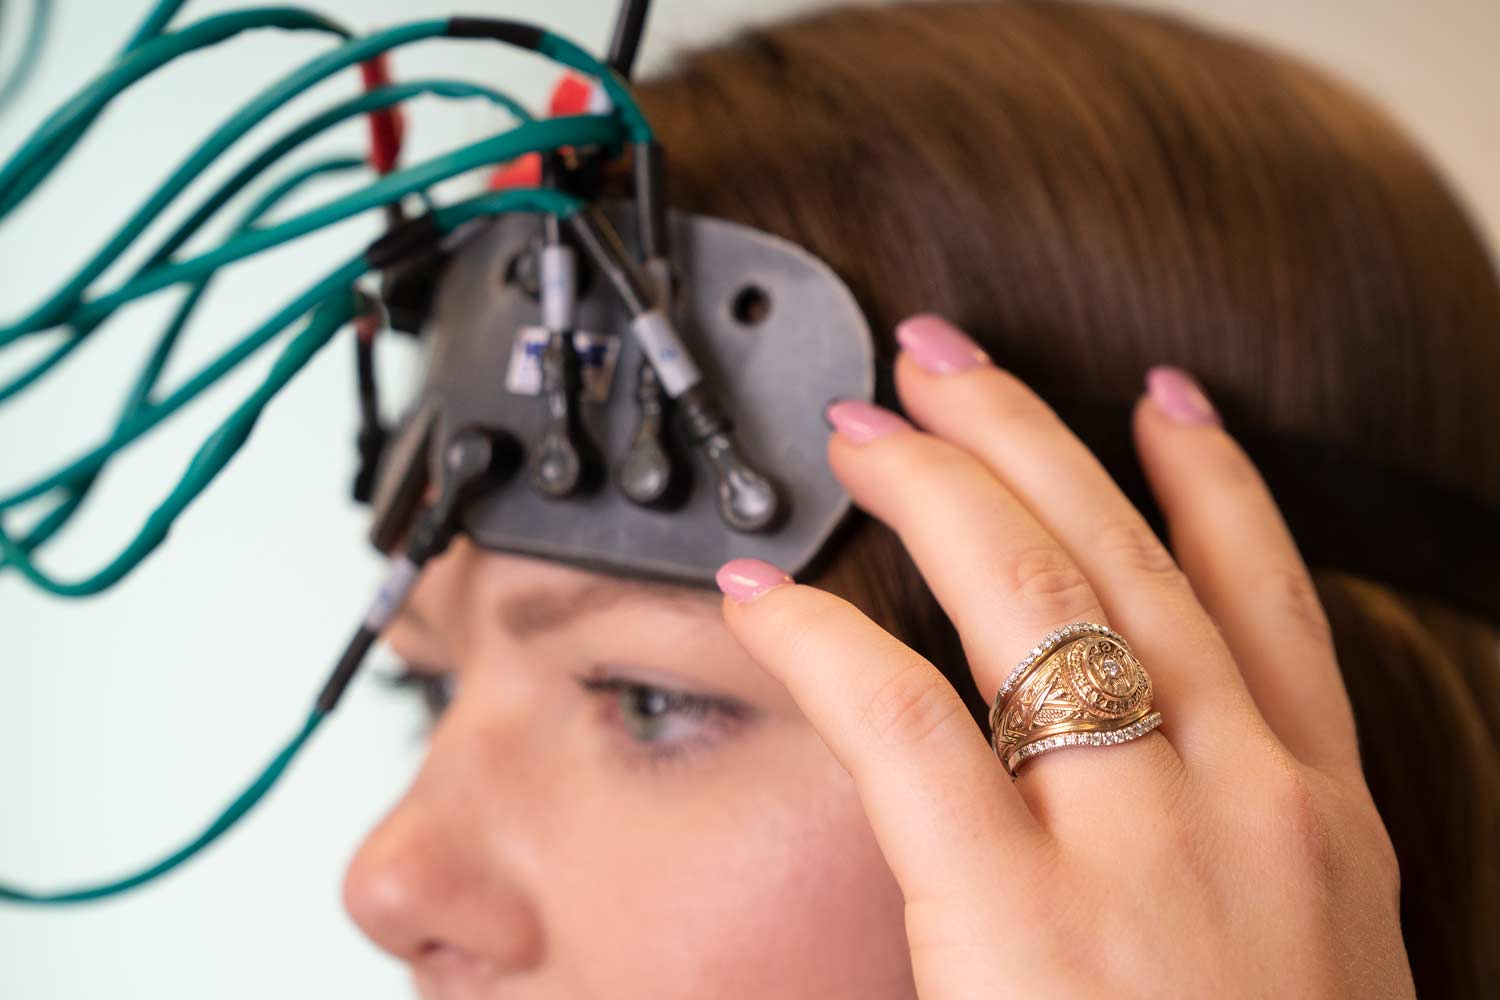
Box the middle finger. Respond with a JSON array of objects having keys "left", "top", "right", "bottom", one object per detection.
[{"left": 822, "top": 398, "right": 1184, "bottom": 819}]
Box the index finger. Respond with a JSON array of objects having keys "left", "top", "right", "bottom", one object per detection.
[{"left": 714, "top": 558, "right": 1047, "bottom": 901}]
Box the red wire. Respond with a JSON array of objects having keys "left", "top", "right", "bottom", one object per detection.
[{"left": 359, "top": 55, "right": 405, "bottom": 175}]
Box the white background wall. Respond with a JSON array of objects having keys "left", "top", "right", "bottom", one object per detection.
[{"left": 0, "top": 2, "right": 1494, "bottom": 998}]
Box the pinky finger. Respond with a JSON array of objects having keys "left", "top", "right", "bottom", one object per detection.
[
  {"left": 715, "top": 558, "right": 1047, "bottom": 902},
  {"left": 1132, "top": 368, "right": 1360, "bottom": 777}
]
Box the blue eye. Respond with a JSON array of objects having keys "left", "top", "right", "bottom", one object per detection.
[
  {"left": 384, "top": 665, "right": 752, "bottom": 766},
  {"left": 576, "top": 671, "right": 751, "bottom": 762}
]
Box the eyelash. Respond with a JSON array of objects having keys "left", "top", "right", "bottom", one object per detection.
[
  {"left": 383, "top": 665, "right": 751, "bottom": 769},
  {"left": 574, "top": 669, "right": 751, "bottom": 770},
  {"left": 382, "top": 667, "right": 456, "bottom": 723}
]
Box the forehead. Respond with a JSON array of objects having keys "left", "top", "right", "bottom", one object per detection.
[
  {"left": 408, "top": 541, "right": 721, "bottom": 642},
  {"left": 497, "top": 566, "right": 720, "bottom": 640}
]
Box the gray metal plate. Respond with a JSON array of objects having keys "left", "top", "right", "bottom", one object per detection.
[{"left": 399, "top": 202, "right": 874, "bottom": 588}]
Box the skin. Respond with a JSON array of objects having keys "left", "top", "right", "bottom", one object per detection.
[
  {"left": 344, "top": 313, "right": 1413, "bottom": 998},
  {"left": 343, "top": 539, "right": 915, "bottom": 997}
]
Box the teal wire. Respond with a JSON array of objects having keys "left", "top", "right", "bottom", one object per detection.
[
  {"left": 0, "top": 275, "right": 367, "bottom": 593},
  {"left": 0, "top": 16, "right": 649, "bottom": 339},
  {"left": 56, "top": 114, "right": 620, "bottom": 333},
  {"left": 0, "top": 186, "right": 584, "bottom": 593},
  {"left": 0, "top": 79, "right": 532, "bottom": 404},
  {"left": 0, "top": 8, "right": 353, "bottom": 221},
  {"left": 537, "top": 29, "right": 650, "bottom": 142},
  {"left": 132, "top": 155, "right": 369, "bottom": 412},
  {"left": 0, "top": 190, "right": 582, "bottom": 906},
  {"left": 0, "top": 0, "right": 189, "bottom": 231},
  {"left": 428, "top": 187, "right": 583, "bottom": 231},
  {"left": 0, "top": 0, "right": 51, "bottom": 120},
  {"left": 121, "top": 0, "right": 190, "bottom": 53},
  {"left": 0, "top": 706, "right": 327, "bottom": 904},
  {"left": 0, "top": 11, "right": 397, "bottom": 334},
  {"left": 17, "top": 158, "right": 368, "bottom": 555},
  {"left": 0, "top": 123, "right": 606, "bottom": 516},
  {"left": 0, "top": 333, "right": 83, "bottom": 405}
]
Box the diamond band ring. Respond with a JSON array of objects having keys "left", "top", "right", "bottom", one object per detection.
[{"left": 988, "top": 622, "right": 1163, "bottom": 777}]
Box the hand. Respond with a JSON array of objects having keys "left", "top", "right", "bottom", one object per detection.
[{"left": 713, "top": 315, "right": 1413, "bottom": 998}]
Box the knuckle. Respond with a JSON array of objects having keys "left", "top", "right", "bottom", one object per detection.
[
  {"left": 995, "top": 544, "right": 1100, "bottom": 622},
  {"left": 978, "top": 368, "right": 1063, "bottom": 429},
  {"left": 1371, "top": 818, "right": 1402, "bottom": 898},
  {"left": 1261, "top": 564, "right": 1334, "bottom": 647},
  {"left": 1342, "top": 783, "right": 1403, "bottom": 900},
  {"left": 1262, "top": 765, "right": 1333, "bottom": 873},
  {"left": 1092, "top": 516, "right": 1184, "bottom": 582},
  {"left": 859, "top": 660, "right": 966, "bottom": 749}
]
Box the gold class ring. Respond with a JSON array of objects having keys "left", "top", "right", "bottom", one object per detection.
[{"left": 988, "top": 622, "right": 1164, "bottom": 777}]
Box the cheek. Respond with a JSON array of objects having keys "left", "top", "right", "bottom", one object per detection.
[{"left": 551, "top": 729, "right": 916, "bottom": 1000}]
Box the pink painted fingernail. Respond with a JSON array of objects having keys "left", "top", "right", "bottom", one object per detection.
[
  {"left": 716, "top": 558, "right": 793, "bottom": 603},
  {"left": 824, "top": 399, "right": 912, "bottom": 444},
  {"left": 895, "top": 313, "right": 992, "bottom": 375},
  {"left": 1146, "top": 365, "right": 1220, "bottom": 426}
]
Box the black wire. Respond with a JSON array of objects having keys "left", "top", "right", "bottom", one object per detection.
[
  {"left": 606, "top": 0, "right": 651, "bottom": 79},
  {"left": 355, "top": 334, "right": 380, "bottom": 429},
  {"left": 315, "top": 624, "right": 379, "bottom": 714}
]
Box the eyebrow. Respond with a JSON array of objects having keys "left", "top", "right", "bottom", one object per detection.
[{"left": 497, "top": 576, "right": 712, "bottom": 640}]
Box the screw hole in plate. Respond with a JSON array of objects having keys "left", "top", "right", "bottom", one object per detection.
[{"left": 730, "top": 284, "right": 771, "bottom": 327}]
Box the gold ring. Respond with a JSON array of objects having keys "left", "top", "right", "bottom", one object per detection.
[{"left": 988, "top": 622, "right": 1163, "bottom": 777}]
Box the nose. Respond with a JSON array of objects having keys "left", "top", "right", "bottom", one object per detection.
[{"left": 342, "top": 729, "right": 546, "bottom": 978}]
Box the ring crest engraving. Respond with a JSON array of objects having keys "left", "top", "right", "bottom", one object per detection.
[
  {"left": 1065, "top": 638, "right": 1151, "bottom": 717},
  {"left": 988, "top": 623, "right": 1163, "bottom": 777}
]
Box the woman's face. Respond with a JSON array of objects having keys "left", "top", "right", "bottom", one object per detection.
[{"left": 342, "top": 537, "right": 916, "bottom": 999}]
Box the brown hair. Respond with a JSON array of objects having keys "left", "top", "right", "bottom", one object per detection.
[{"left": 619, "top": 2, "right": 1500, "bottom": 993}]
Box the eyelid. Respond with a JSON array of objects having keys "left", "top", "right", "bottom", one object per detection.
[
  {"left": 574, "top": 667, "right": 756, "bottom": 769},
  {"left": 577, "top": 666, "right": 753, "bottom": 717},
  {"left": 380, "top": 660, "right": 445, "bottom": 679},
  {"left": 381, "top": 663, "right": 456, "bottom": 722}
]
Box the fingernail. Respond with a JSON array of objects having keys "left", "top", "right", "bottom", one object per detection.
[
  {"left": 716, "top": 558, "right": 793, "bottom": 603},
  {"left": 821, "top": 397, "right": 840, "bottom": 431},
  {"left": 1146, "top": 365, "right": 1220, "bottom": 426},
  {"left": 824, "top": 399, "right": 912, "bottom": 444},
  {"left": 895, "top": 313, "right": 992, "bottom": 375}
]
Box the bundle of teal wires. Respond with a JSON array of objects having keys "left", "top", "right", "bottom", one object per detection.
[{"left": 0, "top": 0, "right": 645, "bottom": 904}]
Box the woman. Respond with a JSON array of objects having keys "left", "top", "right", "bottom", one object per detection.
[{"left": 343, "top": 2, "right": 1500, "bottom": 996}]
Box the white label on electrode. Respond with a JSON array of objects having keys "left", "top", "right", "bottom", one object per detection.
[
  {"left": 503, "top": 326, "right": 622, "bottom": 403},
  {"left": 630, "top": 309, "right": 702, "bottom": 397},
  {"left": 365, "top": 556, "right": 420, "bottom": 632}
]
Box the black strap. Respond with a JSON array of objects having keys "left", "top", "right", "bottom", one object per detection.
[{"left": 874, "top": 359, "right": 1500, "bottom": 626}]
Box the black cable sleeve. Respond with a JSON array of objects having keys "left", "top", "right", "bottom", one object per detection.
[
  {"left": 365, "top": 211, "right": 444, "bottom": 269},
  {"left": 446, "top": 17, "right": 545, "bottom": 49},
  {"left": 314, "top": 625, "right": 379, "bottom": 714},
  {"left": 562, "top": 0, "right": 653, "bottom": 201},
  {"left": 542, "top": 152, "right": 565, "bottom": 245},
  {"left": 355, "top": 336, "right": 379, "bottom": 428},
  {"left": 633, "top": 140, "right": 667, "bottom": 262},
  {"left": 607, "top": 0, "right": 652, "bottom": 79}
]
